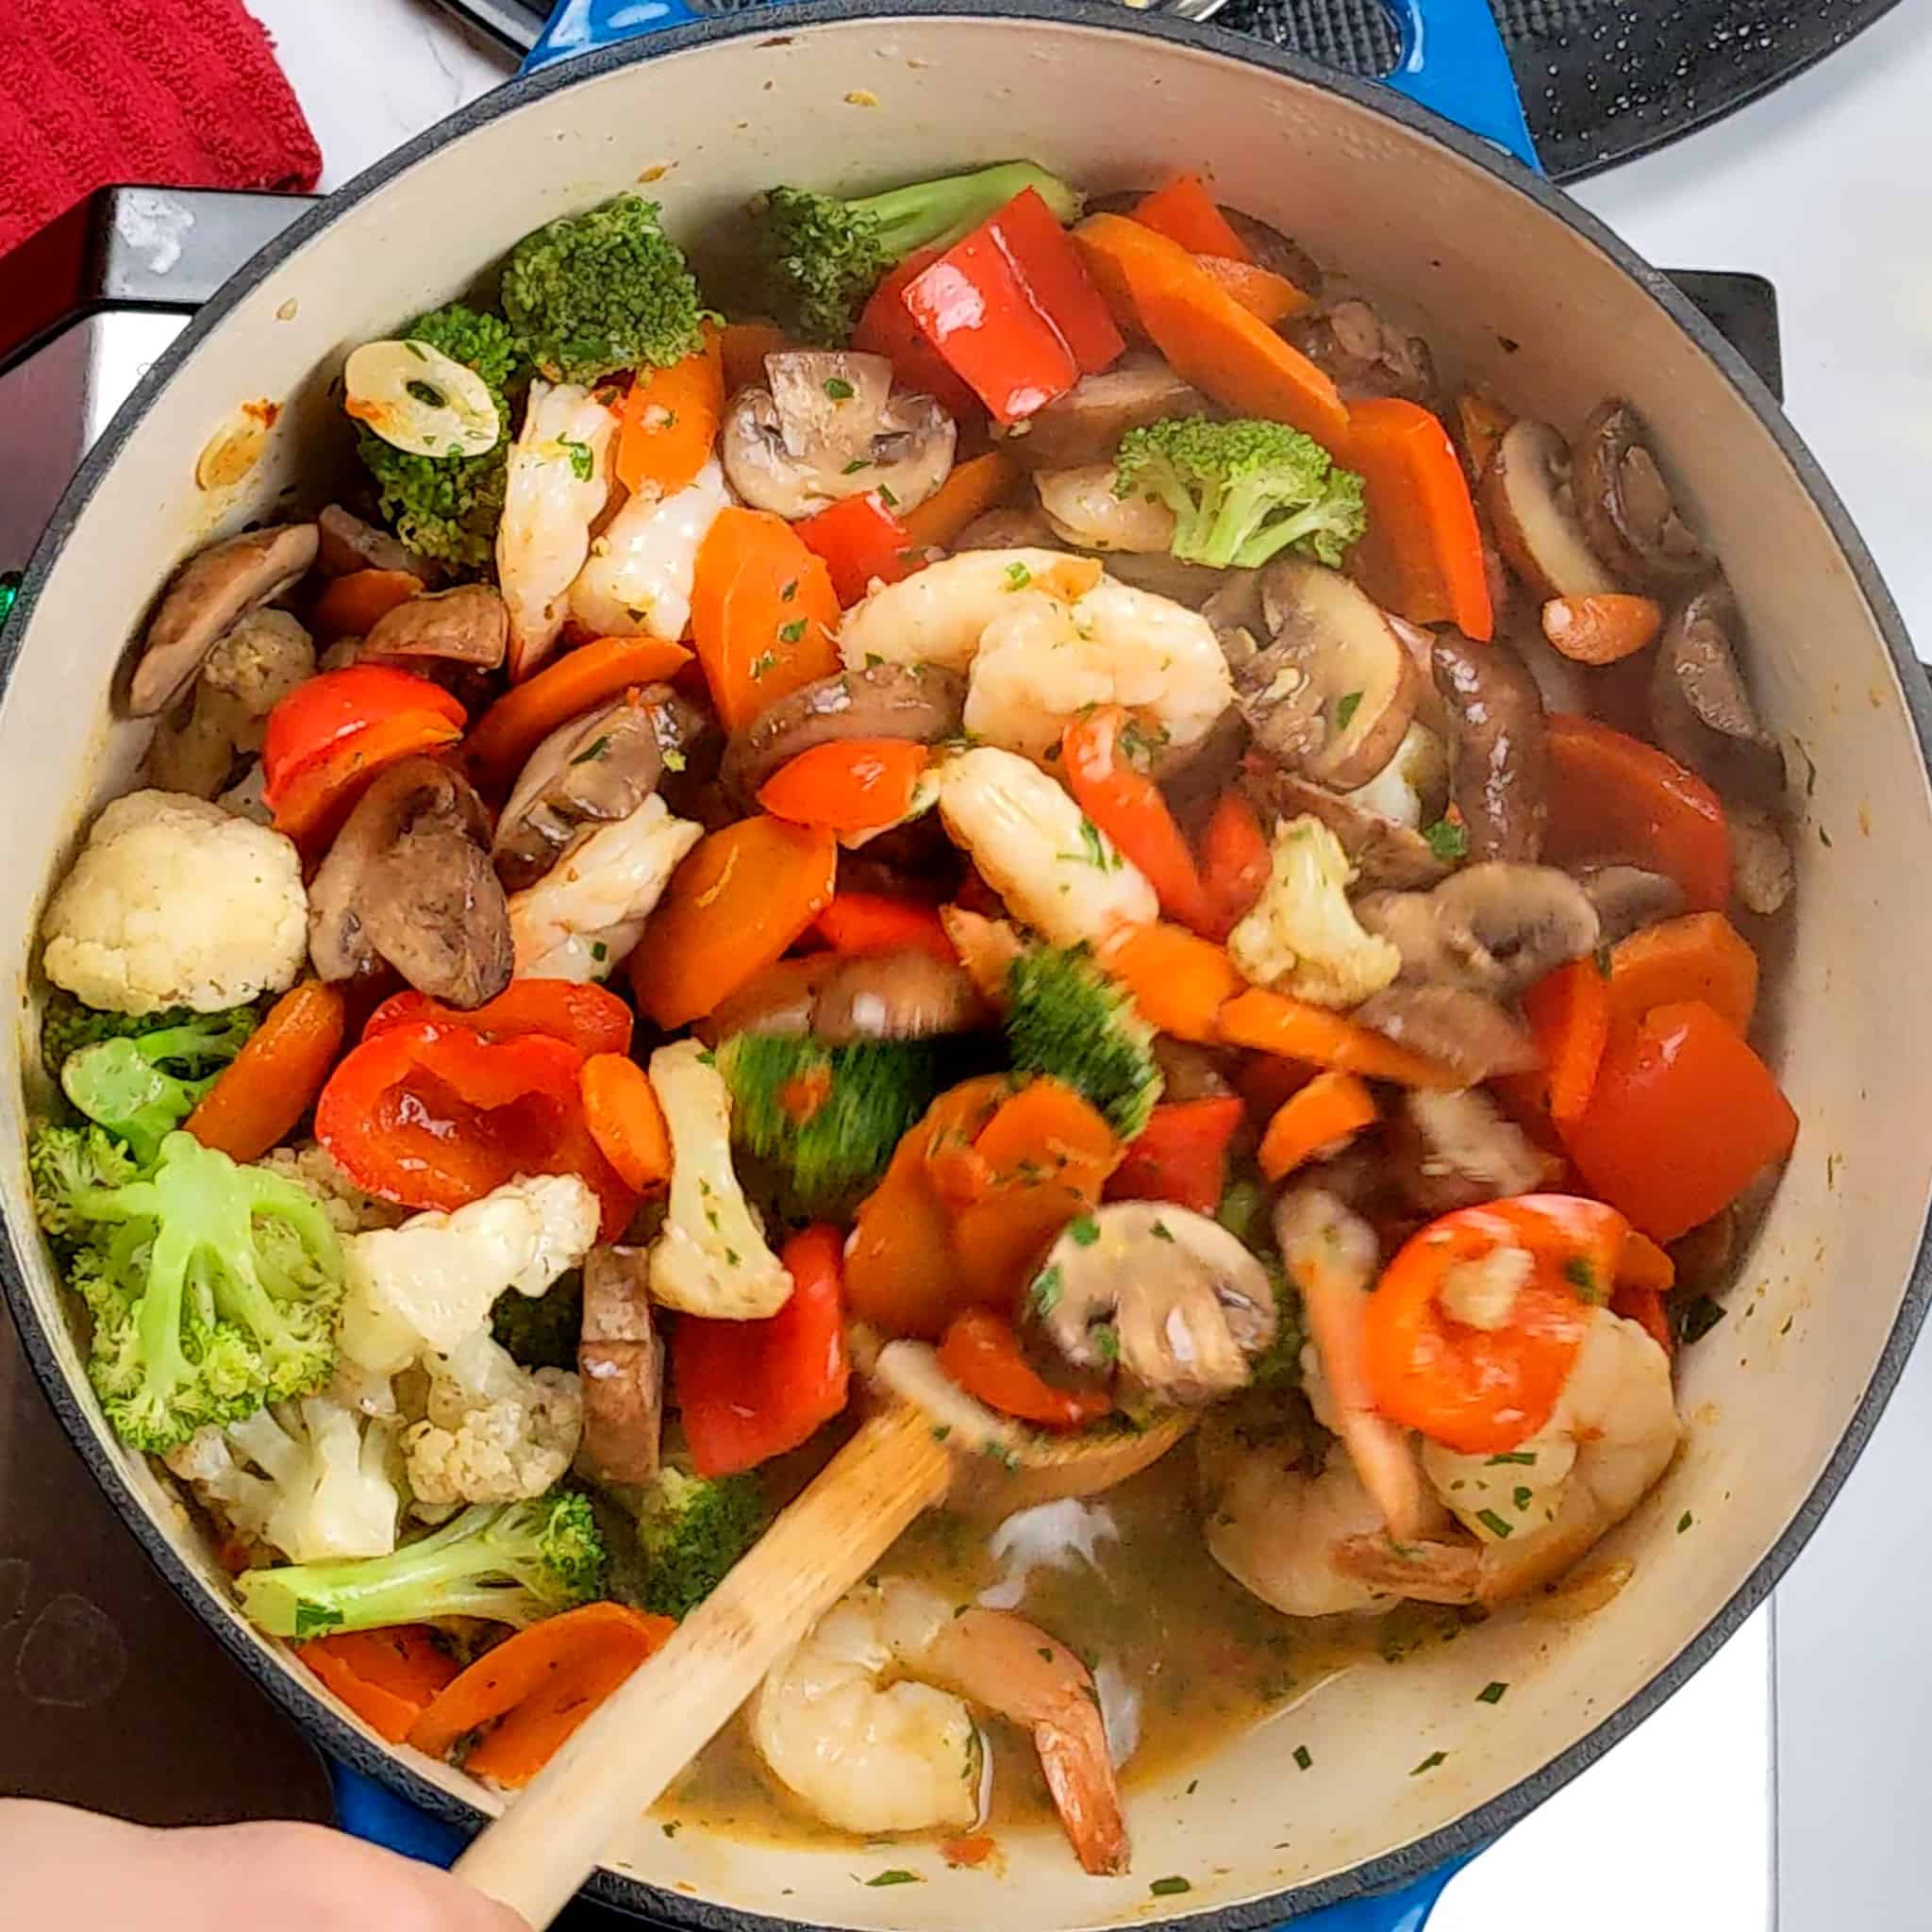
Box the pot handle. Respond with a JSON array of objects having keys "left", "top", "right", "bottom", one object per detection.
[
  {"left": 523, "top": 0, "right": 1539, "bottom": 173},
  {"left": 328, "top": 1758, "right": 1474, "bottom": 1925}
]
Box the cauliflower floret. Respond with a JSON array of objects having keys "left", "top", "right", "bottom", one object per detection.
[
  {"left": 1229, "top": 815, "right": 1402, "bottom": 1009},
  {"left": 1341, "top": 721, "right": 1447, "bottom": 830},
  {"left": 937, "top": 745, "right": 1156, "bottom": 949},
  {"left": 339, "top": 1173, "right": 600, "bottom": 1377},
  {"left": 402, "top": 1330, "right": 583, "bottom": 1507},
  {"left": 165, "top": 1395, "right": 401, "bottom": 1564},
  {"left": 41, "top": 789, "right": 308, "bottom": 1014},
  {"left": 648, "top": 1040, "right": 791, "bottom": 1319},
  {"left": 260, "top": 1140, "right": 409, "bottom": 1235}
]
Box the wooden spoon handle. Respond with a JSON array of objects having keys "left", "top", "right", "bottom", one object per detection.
[{"left": 452, "top": 1405, "right": 952, "bottom": 1928}]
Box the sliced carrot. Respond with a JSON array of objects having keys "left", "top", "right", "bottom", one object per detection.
[
  {"left": 310, "top": 569, "right": 424, "bottom": 643},
  {"left": 1131, "top": 175, "right": 1253, "bottom": 260},
  {"left": 690, "top": 506, "right": 841, "bottom": 731},
  {"left": 408, "top": 1603, "right": 674, "bottom": 1785},
  {"left": 1607, "top": 910, "right": 1758, "bottom": 1037},
  {"left": 1073, "top": 214, "right": 1349, "bottom": 447},
  {"left": 941, "top": 1834, "right": 998, "bottom": 1870},
  {"left": 938, "top": 1307, "right": 1111, "bottom": 1430},
  {"left": 302, "top": 1627, "right": 458, "bottom": 1745},
  {"left": 580, "top": 1052, "right": 673, "bottom": 1192},
  {"left": 1612, "top": 1283, "right": 1674, "bottom": 1355},
  {"left": 1618, "top": 1229, "right": 1677, "bottom": 1294},
  {"left": 1257, "top": 1069, "right": 1377, "bottom": 1181},
  {"left": 615, "top": 326, "right": 724, "bottom": 500},
  {"left": 720, "top": 319, "right": 792, "bottom": 394},
  {"left": 629, "top": 815, "right": 838, "bottom": 1030},
  {"left": 1343, "top": 397, "right": 1492, "bottom": 641},
  {"left": 1193, "top": 254, "right": 1309, "bottom": 326},
  {"left": 818, "top": 893, "right": 957, "bottom": 964},
  {"left": 270, "top": 709, "right": 461, "bottom": 848},
  {"left": 185, "top": 980, "right": 346, "bottom": 1162},
  {"left": 1455, "top": 391, "right": 1513, "bottom": 482},
  {"left": 1541, "top": 592, "right": 1665, "bottom": 665},
  {"left": 1218, "top": 986, "right": 1460, "bottom": 1089},
  {"left": 462, "top": 636, "right": 694, "bottom": 797},
  {"left": 1521, "top": 958, "right": 1612, "bottom": 1128},
  {"left": 1099, "top": 922, "right": 1243, "bottom": 1043},
  {"left": 897, "top": 450, "right": 1022, "bottom": 556},
  {"left": 758, "top": 738, "right": 931, "bottom": 833}
]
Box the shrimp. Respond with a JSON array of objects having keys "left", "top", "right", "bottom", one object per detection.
[
  {"left": 1198, "top": 1410, "right": 1442, "bottom": 1619},
  {"left": 496, "top": 378, "right": 619, "bottom": 679},
  {"left": 507, "top": 793, "right": 700, "bottom": 981},
  {"left": 750, "top": 1577, "right": 1128, "bottom": 1875},
  {"left": 840, "top": 549, "right": 1233, "bottom": 763},
  {"left": 1275, "top": 1186, "right": 1435, "bottom": 1542},
  {"left": 1034, "top": 465, "right": 1176, "bottom": 555},
  {"left": 568, "top": 457, "right": 729, "bottom": 642},
  {"left": 936, "top": 745, "right": 1157, "bottom": 948}
]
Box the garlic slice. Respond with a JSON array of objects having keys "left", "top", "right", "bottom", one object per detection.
[{"left": 344, "top": 339, "right": 500, "bottom": 458}]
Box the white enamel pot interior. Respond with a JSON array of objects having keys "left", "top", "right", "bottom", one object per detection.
[{"left": 4, "top": 5, "right": 1930, "bottom": 1925}]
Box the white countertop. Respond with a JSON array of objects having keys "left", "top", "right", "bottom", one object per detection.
[{"left": 216, "top": 2, "right": 1932, "bottom": 1920}]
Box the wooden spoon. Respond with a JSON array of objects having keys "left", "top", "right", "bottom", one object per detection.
[{"left": 452, "top": 1364, "right": 1187, "bottom": 1927}]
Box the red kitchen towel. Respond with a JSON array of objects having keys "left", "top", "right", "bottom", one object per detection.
[{"left": 0, "top": 0, "right": 321, "bottom": 259}]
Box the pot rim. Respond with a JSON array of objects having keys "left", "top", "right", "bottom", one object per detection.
[{"left": 4, "top": 4, "right": 1928, "bottom": 1924}]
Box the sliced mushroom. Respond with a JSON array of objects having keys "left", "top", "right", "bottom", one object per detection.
[
  {"left": 1034, "top": 465, "right": 1176, "bottom": 555},
  {"left": 1481, "top": 420, "right": 1618, "bottom": 603},
  {"left": 1002, "top": 354, "right": 1212, "bottom": 472},
  {"left": 1032, "top": 1203, "right": 1277, "bottom": 1407},
  {"left": 308, "top": 756, "right": 512, "bottom": 1008},
  {"left": 146, "top": 608, "right": 315, "bottom": 798},
  {"left": 131, "top": 522, "right": 319, "bottom": 715},
  {"left": 1650, "top": 582, "right": 1784, "bottom": 805},
  {"left": 359, "top": 583, "right": 508, "bottom": 671},
  {"left": 1357, "top": 863, "right": 1600, "bottom": 999},
  {"left": 722, "top": 350, "right": 956, "bottom": 520},
  {"left": 577, "top": 1245, "right": 663, "bottom": 1487},
  {"left": 1152, "top": 1037, "right": 1235, "bottom": 1103},
  {"left": 638, "top": 682, "right": 724, "bottom": 824},
  {"left": 1242, "top": 761, "right": 1449, "bottom": 892},
  {"left": 1391, "top": 1089, "right": 1556, "bottom": 1217},
  {"left": 317, "top": 504, "right": 434, "bottom": 582},
  {"left": 1089, "top": 549, "right": 1237, "bottom": 610},
  {"left": 1223, "top": 559, "right": 1419, "bottom": 790},
  {"left": 1573, "top": 401, "right": 1713, "bottom": 592},
  {"left": 1286, "top": 298, "right": 1436, "bottom": 408},
  {"left": 492, "top": 699, "right": 664, "bottom": 891},
  {"left": 701, "top": 956, "right": 839, "bottom": 1042},
  {"left": 1730, "top": 802, "right": 1795, "bottom": 916},
  {"left": 1432, "top": 630, "right": 1549, "bottom": 863},
  {"left": 1221, "top": 209, "right": 1324, "bottom": 295},
  {"left": 812, "top": 948, "right": 989, "bottom": 1043},
  {"left": 951, "top": 504, "right": 1063, "bottom": 552},
  {"left": 1353, "top": 985, "right": 1540, "bottom": 1085},
  {"left": 1574, "top": 863, "right": 1684, "bottom": 946},
  {"left": 720, "top": 662, "right": 966, "bottom": 800}
]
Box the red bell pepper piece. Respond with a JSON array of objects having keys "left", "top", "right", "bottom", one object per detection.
[
  {"left": 903, "top": 189, "right": 1123, "bottom": 425},
  {"left": 1106, "top": 1097, "right": 1245, "bottom": 1216},
  {"left": 853, "top": 249, "right": 984, "bottom": 423},
  {"left": 301, "top": 1626, "right": 460, "bottom": 1745},
  {"left": 1560, "top": 999, "right": 1798, "bottom": 1243},
  {"left": 1521, "top": 958, "right": 1612, "bottom": 1127},
  {"left": 313, "top": 1021, "right": 635, "bottom": 1236},
  {"left": 261, "top": 665, "right": 465, "bottom": 808},
  {"left": 1196, "top": 790, "right": 1273, "bottom": 940},
  {"left": 1343, "top": 398, "right": 1493, "bottom": 641},
  {"left": 364, "top": 979, "right": 635, "bottom": 1060},
  {"left": 675, "top": 1224, "right": 853, "bottom": 1477},
  {"left": 937, "top": 1307, "right": 1112, "bottom": 1431},
  {"left": 794, "top": 492, "right": 916, "bottom": 606},
  {"left": 1061, "top": 706, "right": 1213, "bottom": 932},
  {"left": 815, "top": 892, "right": 957, "bottom": 964},
  {"left": 1130, "top": 174, "right": 1252, "bottom": 262}
]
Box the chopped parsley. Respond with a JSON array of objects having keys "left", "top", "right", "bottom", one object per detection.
[
  {"left": 569, "top": 734, "right": 612, "bottom": 766},
  {"left": 750, "top": 650, "right": 779, "bottom": 679},
  {"left": 779, "top": 577, "right": 798, "bottom": 602},
  {"left": 1674, "top": 1292, "right": 1726, "bottom": 1346},
  {"left": 1423, "top": 818, "right": 1468, "bottom": 863},
  {"left": 1512, "top": 1486, "right": 1533, "bottom": 1512},
  {"left": 662, "top": 1820, "right": 682, "bottom": 1838},
  {"left": 1486, "top": 1450, "right": 1537, "bottom": 1466},
  {"left": 1149, "top": 1219, "right": 1175, "bottom": 1244},
  {"left": 864, "top": 651, "right": 886, "bottom": 667},
  {"left": 1068, "top": 1214, "right": 1100, "bottom": 1248},
  {"left": 864, "top": 1870, "right": 921, "bottom": 1887},
  {"left": 558, "top": 436, "right": 594, "bottom": 481},
  {"left": 1028, "top": 1264, "right": 1064, "bottom": 1316},
  {"left": 1563, "top": 1253, "right": 1605, "bottom": 1302},
  {"left": 405, "top": 378, "right": 447, "bottom": 408},
  {"left": 1293, "top": 1744, "right": 1313, "bottom": 1771},
  {"left": 776, "top": 618, "right": 807, "bottom": 645},
  {"left": 1334, "top": 690, "right": 1362, "bottom": 731},
  {"left": 1005, "top": 561, "right": 1032, "bottom": 590},
  {"left": 1410, "top": 1752, "right": 1448, "bottom": 1776},
  {"left": 1091, "top": 1324, "right": 1120, "bottom": 1365},
  {"left": 824, "top": 375, "right": 855, "bottom": 399},
  {"left": 294, "top": 1600, "right": 342, "bottom": 1639},
  {"left": 1475, "top": 1508, "right": 1513, "bottom": 1540},
  {"left": 877, "top": 481, "right": 899, "bottom": 508},
  {"left": 1594, "top": 940, "right": 1615, "bottom": 979},
  {"left": 1677, "top": 1510, "right": 1694, "bottom": 1534},
  {"left": 1476, "top": 1681, "right": 1508, "bottom": 1705},
  {"left": 1149, "top": 1878, "right": 1192, "bottom": 1898},
  {"left": 662, "top": 746, "right": 687, "bottom": 773},
  {"left": 841, "top": 457, "right": 872, "bottom": 475},
  {"left": 1061, "top": 817, "right": 1119, "bottom": 872},
  {"left": 591, "top": 941, "right": 608, "bottom": 963}
]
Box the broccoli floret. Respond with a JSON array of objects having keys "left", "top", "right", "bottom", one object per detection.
[
  {"left": 358, "top": 303, "right": 522, "bottom": 572},
  {"left": 58, "top": 1008, "right": 257, "bottom": 1164},
  {"left": 491, "top": 1271, "right": 584, "bottom": 1373},
  {"left": 755, "top": 160, "right": 1084, "bottom": 345},
  {"left": 236, "top": 1491, "right": 604, "bottom": 1638},
  {"left": 635, "top": 1464, "right": 769, "bottom": 1621},
  {"left": 31, "top": 1128, "right": 342, "bottom": 1453},
  {"left": 1114, "top": 416, "right": 1368, "bottom": 571},
  {"left": 718, "top": 1034, "right": 940, "bottom": 1220},
  {"left": 501, "top": 195, "right": 705, "bottom": 385},
  {"left": 40, "top": 990, "right": 229, "bottom": 1081},
  {"left": 1005, "top": 944, "right": 1162, "bottom": 1141}
]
